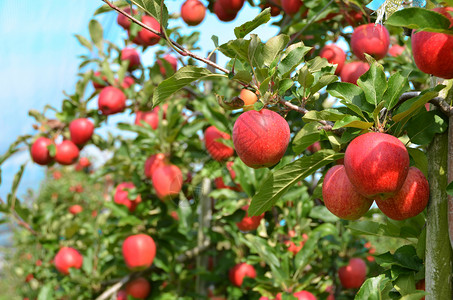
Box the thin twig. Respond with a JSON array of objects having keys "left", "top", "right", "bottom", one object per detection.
[
  {"left": 11, "top": 211, "right": 38, "bottom": 236},
  {"left": 96, "top": 274, "right": 131, "bottom": 300},
  {"left": 279, "top": 99, "right": 308, "bottom": 114}
]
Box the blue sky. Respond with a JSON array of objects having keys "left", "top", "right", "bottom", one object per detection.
[{"left": 0, "top": 1, "right": 279, "bottom": 201}]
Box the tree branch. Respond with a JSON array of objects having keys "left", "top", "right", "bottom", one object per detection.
[{"left": 394, "top": 92, "right": 451, "bottom": 116}]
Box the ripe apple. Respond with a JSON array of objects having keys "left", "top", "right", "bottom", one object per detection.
[
  {"left": 260, "top": 3, "right": 281, "bottom": 16},
  {"left": 416, "top": 279, "right": 425, "bottom": 300},
  {"left": 285, "top": 233, "right": 308, "bottom": 255},
  {"left": 98, "top": 86, "right": 126, "bottom": 115},
  {"left": 69, "top": 118, "right": 94, "bottom": 146},
  {"left": 204, "top": 126, "right": 234, "bottom": 161},
  {"left": 92, "top": 71, "right": 108, "bottom": 89},
  {"left": 281, "top": 0, "right": 303, "bottom": 16},
  {"left": 239, "top": 89, "right": 258, "bottom": 106},
  {"left": 117, "top": 7, "right": 136, "bottom": 30},
  {"left": 276, "top": 291, "right": 317, "bottom": 300},
  {"left": 322, "top": 165, "right": 373, "bottom": 220},
  {"left": 68, "top": 205, "right": 83, "bottom": 215},
  {"left": 232, "top": 109, "right": 290, "bottom": 168},
  {"left": 114, "top": 182, "right": 142, "bottom": 212},
  {"left": 342, "top": 7, "right": 363, "bottom": 27},
  {"left": 135, "top": 111, "right": 159, "bottom": 129},
  {"left": 344, "top": 132, "right": 410, "bottom": 199},
  {"left": 126, "top": 277, "right": 151, "bottom": 299},
  {"left": 122, "top": 234, "right": 156, "bottom": 270},
  {"left": 307, "top": 141, "right": 321, "bottom": 153},
  {"left": 213, "top": 1, "right": 238, "bottom": 22},
  {"left": 375, "top": 167, "right": 429, "bottom": 220},
  {"left": 157, "top": 54, "right": 178, "bottom": 75},
  {"left": 144, "top": 153, "right": 167, "bottom": 179},
  {"left": 30, "top": 137, "right": 54, "bottom": 165},
  {"left": 340, "top": 61, "right": 370, "bottom": 85},
  {"left": 25, "top": 273, "right": 34, "bottom": 283},
  {"left": 54, "top": 247, "right": 83, "bottom": 275},
  {"left": 53, "top": 170, "right": 62, "bottom": 179},
  {"left": 120, "top": 48, "right": 141, "bottom": 70},
  {"left": 116, "top": 290, "right": 127, "bottom": 300},
  {"left": 229, "top": 262, "right": 257, "bottom": 287},
  {"left": 351, "top": 23, "right": 390, "bottom": 61},
  {"left": 55, "top": 140, "right": 79, "bottom": 165},
  {"left": 411, "top": 7, "right": 453, "bottom": 79},
  {"left": 181, "top": 0, "right": 206, "bottom": 26},
  {"left": 120, "top": 76, "right": 135, "bottom": 89},
  {"left": 388, "top": 44, "right": 405, "bottom": 57},
  {"left": 152, "top": 164, "right": 183, "bottom": 200},
  {"left": 320, "top": 44, "right": 346, "bottom": 75},
  {"left": 236, "top": 205, "right": 264, "bottom": 231},
  {"left": 219, "top": 0, "right": 245, "bottom": 13},
  {"left": 75, "top": 157, "right": 91, "bottom": 171},
  {"left": 338, "top": 257, "right": 367, "bottom": 289},
  {"left": 136, "top": 15, "right": 161, "bottom": 46}
]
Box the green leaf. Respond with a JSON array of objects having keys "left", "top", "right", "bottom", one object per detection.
[
  {"left": 386, "top": 7, "right": 453, "bottom": 34},
  {"left": 394, "top": 273, "right": 416, "bottom": 296},
  {"left": 94, "top": 0, "right": 129, "bottom": 15},
  {"left": 277, "top": 42, "right": 312, "bottom": 77},
  {"left": 231, "top": 71, "right": 252, "bottom": 84},
  {"left": 310, "top": 74, "right": 338, "bottom": 94},
  {"left": 347, "top": 220, "right": 381, "bottom": 236},
  {"left": 37, "top": 284, "right": 53, "bottom": 300},
  {"left": 447, "top": 181, "right": 453, "bottom": 197},
  {"left": 326, "top": 82, "right": 369, "bottom": 118},
  {"left": 292, "top": 122, "right": 321, "bottom": 154},
  {"left": 393, "top": 245, "right": 423, "bottom": 271},
  {"left": 242, "top": 234, "right": 281, "bottom": 268},
  {"left": 302, "top": 109, "right": 345, "bottom": 122},
  {"left": 74, "top": 34, "right": 92, "bottom": 51},
  {"left": 357, "top": 60, "right": 387, "bottom": 106},
  {"left": 406, "top": 111, "right": 448, "bottom": 145},
  {"left": 152, "top": 66, "right": 225, "bottom": 106},
  {"left": 248, "top": 34, "right": 265, "bottom": 69},
  {"left": 407, "top": 148, "right": 428, "bottom": 177},
  {"left": 262, "top": 34, "right": 290, "bottom": 67},
  {"left": 7, "top": 164, "right": 26, "bottom": 209},
  {"left": 393, "top": 86, "right": 443, "bottom": 122},
  {"left": 332, "top": 115, "right": 373, "bottom": 130},
  {"left": 309, "top": 206, "right": 339, "bottom": 222},
  {"left": 88, "top": 19, "right": 103, "bottom": 49},
  {"left": 234, "top": 8, "right": 271, "bottom": 38},
  {"left": 383, "top": 73, "right": 409, "bottom": 110},
  {"left": 130, "top": 0, "right": 169, "bottom": 28},
  {"left": 219, "top": 39, "right": 250, "bottom": 60},
  {"left": 355, "top": 274, "right": 391, "bottom": 300},
  {"left": 249, "top": 150, "right": 344, "bottom": 216}
]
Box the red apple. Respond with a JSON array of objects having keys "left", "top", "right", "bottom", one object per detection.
[
  {"left": 232, "top": 109, "right": 290, "bottom": 168},
  {"left": 285, "top": 233, "right": 308, "bottom": 255},
  {"left": 157, "top": 54, "right": 178, "bottom": 75},
  {"left": 54, "top": 247, "right": 83, "bottom": 275},
  {"left": 75, "top": 157, "right": 91, "bottom": 171},
  {"left": 416, "top": 279, "right": 425, "bottom": 300},
  {"left": 69, "top": 118, "right": 94, "bottom": 146},
  {"left": 376, "top": 167, "right": 429, "bottom": 220},
  {"left": 25, "top": 273, "right": 34, "bottom": 282},
  {"left": 218, "top": 0, "right": 245, "bottom": 13},
  {"left": 322, "top": 165, "right": 373, "bottom": 220},
  {"left": 204, "top": 126, "right": 234, "bottom": 161},
  {"left": 411, "top": 7, "right": 453, "bottom": 79},
  {"left": 229, "top": 263, "right": 257, "bottom": 287},
  {"left": 340, "top": 61, "right": 370, "bottom": 85},
  {"left": 181, "top": 0, "right": 206, "bottom": 26},
  {"left": 276, "top": 291, "right": 317, "bottom": 300},
  {"left": 126, "top": 277, "right": 151, "bottom": 299},
  {"left": 281, "top": 0, "right": 303, "bottom": 16},
  {"left": 122, "top": 234, "right": 156, "bottom": 270},
  {"left": 68, "top": 205, "right": 83, "bottom": 215},
  {"left": 213, "top": 1, "right": 238, "bottom": 22},
  {"left": 117, "top": 7, "right": 136, "bottom": 30},
  {"left": 152, "top": 164, "right": 183, "bottom": 200},
  {"left": 135, "top": 111, "right": 159, "bottom": 129},
  {"left": 320, "top": 44, "right": 346, "bottom": 75},
  {"left": 388, "top": 44, "right": 405, "bottom": 57},
  {"left": 121, "top": 76, "right": 135, "bottom": 89},
  {"left": 351, "top": 23, "right": 390, "bottom": 61},
  {"left": 307, "top": 141, "right": 321, "bottom": 153},
  {"left": 92, "top": 71, "right": 108, "bottom": 89},
  {"left": 144, "top": 153, "right": 167, "bottom": 179},
  {"left": 236, "top": 205, "right": 264, "bottom": 231},
  {"left": 117, "top": 290, "right": 127, "bottom": 300},
  {"left": 260, "top": 3, "right": 281, "bottom": 16},
  {"left": 114, "top": 182, "right": 142, "bottom": 212},
  {"left": 55, "top": 140, "right": 79, "bottom": 165},
  {"left": 343, "top": 8, "right": 364, "bottom": 27},
  {"left": 344, "top": 132, "right": 409, "bottom": 199},
  {"left": 53, "top": 171, "right": 62, "bottom": 179},
  {"left": 338, "top": 258, "right": 367, "bottom": 289},
  {"left": 137, "top": 15, "right": 161, "bottom": 46},
  {"left": 120, "top": 48, "right": 141, "bottom": 70},
  {"left": 31, "top": 137, "right": 54, "bottom": 165},
  {"left": 98, "top": 86, "right": 126, "bottom": 115}
]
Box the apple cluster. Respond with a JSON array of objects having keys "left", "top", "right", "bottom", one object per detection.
[{"left": 322, "top": 132, "right": 430, "bottom": 221}]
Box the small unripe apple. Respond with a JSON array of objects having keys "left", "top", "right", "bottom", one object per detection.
[
  {"left": 233, "top": 109, "right": 290, "bottom": 168},
  {"left": 351, "top": 24, "right": 390, "bottom": 61},
  {"left": 388, "top": 44, "right": 405, "bottom": 57},
  {"left": 68, "top": 205, "right": 83, "bottom": 215},
  {"left": 239, "top": 89, "right": 258, "bottom": 106},
  {"left": 320, "top": 44, "right": 346, "bottom": 75},
  {"left": 137, "top": 15, "right": 161, "bottom": 46},
  {"left": 126, "top": 277, "right": 151, "bottom": 299},
  {"left": 122, "top": 234, "right": 156, "bottom": 270},
  {"left": 69, "top": 118, "right": 94, "bottom": 146},
  {"left": 411, "top": 7, "right": 453, "bottom": 79},
  {"left": 92, "top": 71, "right": 108, "bottom": 89},
  {"left": 181, "top": 0, "right": 206, "bottom": 26},
  {"left": 323, "top": 165, "right": 373, "bottom": 220},
  {"left": 30, "top": 137, "right": 54, "bottom": 165},
  {"left": 376, "top": 167, "right": 429, "bottom": 220},
  {"left": 344, "top": 132, "right": 409, "bottom": 199},
  {"left": 213, "top": 1, "right": 238, "bottom": 22},
  {"left": 236, "top": 205, "right": 264, "bottom": 231},
  {"left": 340, "top": 61, "right": 370, "bottom": 85},
  {"left": 54, "top": 247, "right": 83, "bottom": 275},
  {"left": 152, "top": 164, "right": 183, "bottom": 200},
  {"left": 135, "top": 111, "right": 159, "bottom": 129},
  {"left": 117, "top": 7, "right": 136, "bottom": 30},
  {"left": 98, "top": 86, "right": 126, "bottom": 115},
  {"left": 229, "top": 262, "right": 257, "bottom": 287},
  {"left": 281, "top": 0, "right": 303, "bottom": 16},
  {"left": 338, "top": 258, "right": 367, "bottom": 289},
  {"left": 114, "top": 182, "right": 142, "bottom": 212},
  {"left": 204, "top": 126, "right": 234, "bottom": 161},
  {"left": 157, "top": 54, "right": 178, "bottom": 75},
  {"left": 55, "top": 140, "right": 79, "bottom": 165},
  {"left": 219, "top": 0, "right": 245, "bottom": 13},
  {"left": 120, "top": 48, "right": 141, "bottom": 70},
  {"left": 144, "top": 153, "right": 166, "bottom": 179}
]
